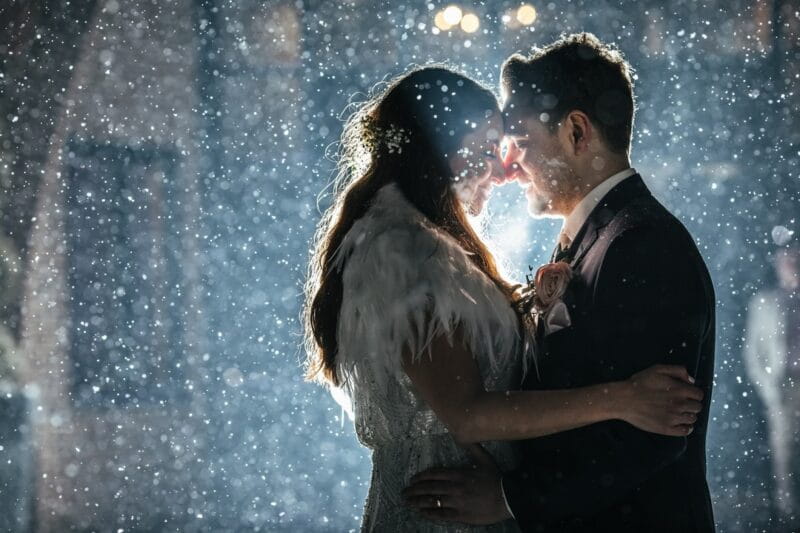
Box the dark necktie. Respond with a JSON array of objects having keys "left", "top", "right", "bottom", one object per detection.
[
  {"left": 552, "top": 231, "right": 573, "bottom": 263},
  {"left": 553, "top": 242, "right": 572, "bottom": 263}
]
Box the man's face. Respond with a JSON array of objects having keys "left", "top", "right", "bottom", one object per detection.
[{"left": 501, "top": 101, "right": 576, "bottom": 218}]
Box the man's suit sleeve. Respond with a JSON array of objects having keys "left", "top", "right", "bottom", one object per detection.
[{"left": 503, "top": 225, "right": 712, "bottom": 527}]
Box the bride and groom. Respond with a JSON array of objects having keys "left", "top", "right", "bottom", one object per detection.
[{"left": 304, "top": 33, "right": 716, "bottom": 532}]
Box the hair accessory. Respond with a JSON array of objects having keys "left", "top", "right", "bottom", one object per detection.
[{"left": 360, "top": 118, "right": 411, "bottom": 154}]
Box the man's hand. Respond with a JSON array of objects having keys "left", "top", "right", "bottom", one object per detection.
[{"left": 401, "top": 443, "right": 513, "bottom": 525}]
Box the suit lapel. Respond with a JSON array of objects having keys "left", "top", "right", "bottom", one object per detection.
[
  {"left": 534, "top": 175, "right": 652, "bottom": 385},
  {"left": 564, "top": 174, "right": 651, "bottom": 268}
]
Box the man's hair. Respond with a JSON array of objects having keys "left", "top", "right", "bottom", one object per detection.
[{"left": 501, "top": 32, "right": 635, "bottom": 154}]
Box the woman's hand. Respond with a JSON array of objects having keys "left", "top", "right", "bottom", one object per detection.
[{"left": 617, "top": 364, "right": 704, "bottom": 436}]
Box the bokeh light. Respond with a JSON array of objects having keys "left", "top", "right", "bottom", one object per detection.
[
  {"left": 442, "top": 5, "right": 464, "bottom": 27},
  {"left": 434, "top": 10, "right": 453, "bottom": 31},
  {"left": 517, "top": 4, "right": 538, "bottom": 26},
  {"left": 460, "top": 13, "right": 480, "bottom": 34}
]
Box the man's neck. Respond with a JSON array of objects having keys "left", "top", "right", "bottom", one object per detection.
[{"left": 559, "top": 160, "right": 631, "bottom": 217}]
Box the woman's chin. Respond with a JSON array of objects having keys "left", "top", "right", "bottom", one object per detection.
[
  {"left": 465, "top": 203, "right": 481, "bottom": 217},
  {"left": 469, "top": 191, "right": 492, "bottom": 216},
  {"left": 464, "top": 198, "right": 485, "bottom": 217}
]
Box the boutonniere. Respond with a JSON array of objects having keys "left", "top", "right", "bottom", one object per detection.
[{"left": 515, "top": 261, "right": 573, "bottom": 334}]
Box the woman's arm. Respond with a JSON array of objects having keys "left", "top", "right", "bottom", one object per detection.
[{"left": 402, "top": 326, "right": 702, "bottom": 443}]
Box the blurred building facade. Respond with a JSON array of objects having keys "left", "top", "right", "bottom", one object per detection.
[{"left": 12, "top": 0, "right": 210, "bottom": 530}]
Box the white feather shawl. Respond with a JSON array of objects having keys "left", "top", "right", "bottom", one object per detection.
[{"left": 332, "top": 183, "right": 532, "bottom": 405}]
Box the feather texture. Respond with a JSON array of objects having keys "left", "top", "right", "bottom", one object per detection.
[{"left": 332, "top": 183, "right": 532, "bottom": 407}]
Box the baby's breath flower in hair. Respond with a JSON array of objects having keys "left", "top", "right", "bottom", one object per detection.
[
  {"left": 360, "top": 117, "right": 412, "bottom": 155},
  {"left": 383, "top": 124, "right": 411, "bottom": 154}
]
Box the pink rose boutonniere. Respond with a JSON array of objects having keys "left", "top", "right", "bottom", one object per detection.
[
  {"left": 516, "top": 260, "right": 573, "bottom": 335},
  {"left": 533, "top": 261, "right": 573, "bottom": 312}
]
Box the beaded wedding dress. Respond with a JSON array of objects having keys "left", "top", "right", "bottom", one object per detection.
[{"left": 331, "top": 183, "right": 531, "bottom": 532}]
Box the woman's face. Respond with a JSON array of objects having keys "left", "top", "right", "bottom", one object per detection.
[{"left": 448, "top": 112, "right": 504, "bottom": 216}]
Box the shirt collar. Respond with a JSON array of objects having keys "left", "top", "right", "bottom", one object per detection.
[{"left": 561, "top": 167, "right": 637, "bottom": 242}]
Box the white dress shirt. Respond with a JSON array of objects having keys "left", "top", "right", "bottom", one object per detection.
[
  {"left": 500, "top": 166, "right": 637, "bottom": 520},
  {"left": 558, "top": 167, "right": 637, "bottom": 248}
]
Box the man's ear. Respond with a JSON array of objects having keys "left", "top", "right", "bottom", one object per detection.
[{"left": 562, "top": 111, "right": 592, "bottom": 155}]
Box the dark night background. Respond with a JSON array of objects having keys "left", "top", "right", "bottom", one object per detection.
[{"left": 0, "top": 0, "right": 798, "bottom": 531}]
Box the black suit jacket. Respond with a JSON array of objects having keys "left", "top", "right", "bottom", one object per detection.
[{"left": 503, "top": 175, "right": 716, "bottom": 532}]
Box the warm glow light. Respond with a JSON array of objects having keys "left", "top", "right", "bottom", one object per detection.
[
  {"left": 434, "top": 10, "right": 453, "bottom": 30},
  {"left": 443, "top": 5, "right": 464, "bottom": 26},
  {"left": 516, "top": 4, "right": 537, "bottom": 25},
  {"left": 460, "top": 13, "right": 480, "bottom": 33}
]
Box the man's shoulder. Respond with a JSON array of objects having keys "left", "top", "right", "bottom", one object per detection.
[
  {"left": 603, "top": 192, "right": 703, "bottom": 257},
  {"left": 587, "top": 193, "right": 713, "bottom": 301},
  {"left": 608, "top": 192, "right": 678, "bottom": 236}
]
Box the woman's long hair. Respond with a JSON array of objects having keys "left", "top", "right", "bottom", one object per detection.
[{"left": 304, "top": 66, "right": 515, "bottom": 387}]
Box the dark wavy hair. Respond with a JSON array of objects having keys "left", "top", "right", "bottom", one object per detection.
[
  {"left": 501, "top": 32, "right": 635, "bottom": 154},
  {"left": 304, "top": 66, "right": 514, "bottom": 386}
]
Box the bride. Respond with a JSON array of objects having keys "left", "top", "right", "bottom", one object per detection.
[{"left": 303, "top": 66, "right": 702, "bottom": 532}]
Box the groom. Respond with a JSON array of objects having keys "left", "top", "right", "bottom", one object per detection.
[{"left": 403, "top": 33, "right": 716, "bottom": 531}]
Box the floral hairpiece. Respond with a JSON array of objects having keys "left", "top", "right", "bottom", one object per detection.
[{"left": 360, "top": 118, "right": 411, "bottom": 154}]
